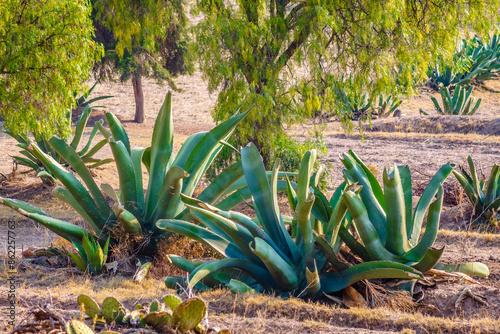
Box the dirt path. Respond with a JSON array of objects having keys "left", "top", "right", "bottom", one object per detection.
[{"left": 319, "top": 131, "right": 499, "bottom": 186}]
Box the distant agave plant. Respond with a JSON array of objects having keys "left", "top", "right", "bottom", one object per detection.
[
  {"left": 373, "top": 95, "right": 402, "bottom": 118},
  {"left": 74, "top": 81, "right": 113, "bottom": 109},
  {"left": 427, "top": 34, "right": 500, "bottom": 90},
  {"left": 333, "top": 74, "right": 374, "bottom": 121},
  {"left": 422, "top": 85, "right": 481, "bottom": 116},
  {"left": 453, "top": 156, "right": 500, "bottom": 227},
  {"left": 0, "top": 93, "right": 250, "bottom": 258}
]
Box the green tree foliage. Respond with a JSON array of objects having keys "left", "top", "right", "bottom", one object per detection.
[
  {"left": 92, "top": 0, "right": 193, "bottom": 123},
  {"left": 194, "top": 0, "right": 499, "bottom": 165},
  {"left": 0, "top": 0, "right": 102, "bottom": 137}
]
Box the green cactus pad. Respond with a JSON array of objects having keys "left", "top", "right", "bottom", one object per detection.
[
  {"left": 143, "top": 311, "right": 173, "bottom": 330},
  {"left": 172, "top": 298, "right": 207, "bottom": 332},
  {"left": 149, "top": 299, "right": 165, "bottom": 313},
  {"left": 65, "top": 319, "right": 95, "bottom": 334},
  {"left": 162, "top": 294, "right": 182, "bottom": 310},
  {"left": 102, "top": 296, "right": 127, "bottom": 324},
  {"left": 77, "top": 294, "right": 102, "bottom": 321}
]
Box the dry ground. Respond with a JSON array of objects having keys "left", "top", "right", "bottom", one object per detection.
[{"left": 0, "top": 74, "right": 499, "bottom": 333}]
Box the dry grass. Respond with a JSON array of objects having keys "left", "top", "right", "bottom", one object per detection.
[
  {"left": 437, "top": 229, "right": 500, "bottom": 246},
  {"left": 4, "top": 271, "right": 499, "bottom": 334},
  {"left": 149, "top": 234, "right": 223, "bottom": 279},
  {"left": 318, "top": 129, "right": 500, "bottom": 144},
  {"left": 201, "top": 290, "right": 500, "bottom": 334}
]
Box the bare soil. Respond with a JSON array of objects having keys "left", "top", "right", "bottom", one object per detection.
[{"left": 0, "top": 75, "right": 499, "bottom": 333}]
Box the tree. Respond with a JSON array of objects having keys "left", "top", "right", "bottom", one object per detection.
[
  {"left": 194, "top": 0, "right": 499, "bottom": 166},
  {"left": 92, "top": 0, "right": 192, "bottom": 123},
  {"left": 0, "top": 0, "right": 102, "bottom": 137}
]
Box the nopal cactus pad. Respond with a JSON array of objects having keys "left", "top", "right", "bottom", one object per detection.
[
  {"left": 66, "top": 319, "right": 95, "bottom": 334},
  {"left": 143, "top": 311, "right": 173, "bottom": 330},
  {"left": 149, "top": 299, "right": 165, "bottom": 313},
  {"left": 172, "top": 298, "right": 207, "bottom": 332},
  {"left": 77, "top": 294, "right": 102, "bottom": 321},
  {"left": 162, "top": 294, "right": 182, "bottom": 310},
  {"left": 102, "top": 296, "right": 127, "bottom": 324}
]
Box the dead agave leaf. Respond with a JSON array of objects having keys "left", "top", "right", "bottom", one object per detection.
[
  {"left": 343, "top": 286, "right": 367, "bottom": 308},
  {"left": 134, "top": 261, "right": 152, "bottom": 282}
]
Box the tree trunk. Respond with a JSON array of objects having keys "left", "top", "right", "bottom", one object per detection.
[{"left": 132, "top": 75, "right": 145, "bottom": 123}]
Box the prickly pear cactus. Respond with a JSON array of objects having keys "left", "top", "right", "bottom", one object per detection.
[
  {"left": 162, "top": 294, "right": 182, "bottom": 310},
  {"left": 73, "top": 294, "right": 212, "bottom": 333},
  {"left": 77, "top": 294, "right": 102, "bottom": 321},
  {"left": 149, "top": 299, "right": 165, "bottom": 313},
  {"left": 143, "top": 311, "right": 173, "bottom": 330},
  {"left": 172, "top": 298, "right": 207, "bottom": 332},
  {"left": 102, "top": 296, "right": 127, "bottom": 324},
  {"left": 66, "top": 319, "right": 95, "bottom": 334}
]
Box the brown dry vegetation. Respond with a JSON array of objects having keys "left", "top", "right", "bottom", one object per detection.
[{"left": 0, "top": 74, "right": 499, "bottom": 333}]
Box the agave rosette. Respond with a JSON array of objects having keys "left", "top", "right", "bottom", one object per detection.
[
  {"left": 157, "top": 143, "right": 423, "bottom": 299},
  {"left": 453, "top": 156, "right": 500, "bottom": 225},
  {"left": 0, "top": 93, "right": 250, "bottom": 255},
  {"left": 311, "top": 151, "right": 489, "bottom": 278}
]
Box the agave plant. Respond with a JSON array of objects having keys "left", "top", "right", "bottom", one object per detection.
[
  {"left": 373, "top": 95, "right": 402, "bottom": 118},
  {"left": 318, "top": 151, "right": 489, "bottom": 278},
  {"left": 427, "top": 64, "right": 461, "bottom": 89},
  {"left": 453, "top": 156, "right": 500, "bottom": 226},
  {"left": 334, "top": 75, "right": 373, "bottom": 121},
  {"left": 427, "top": 34, "right": 500, "bottom": 89},
  {"left": 5, "top": 105, "right": 113, "bottom": 186},
  {"left": 67, "top": 234, "right": 110, "bottom": 275},
  {"left": 425, "top": 85, "right": 481, "bottom": 116},
  {"left": 157, "top": 144, "right": 423, "bottom": 299},
  {"left": 75, "top": 81, "right": 113, "bottom": 108},
  {"left": 0, "top": 93, "right": 249, "bottom": 257}
]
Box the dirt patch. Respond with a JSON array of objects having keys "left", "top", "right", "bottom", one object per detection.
[
  {"left": 422, "top": 283, "right": 500, "bottom": 320},
  {"left": 204, "top": 290, "right": 500, "bottom": 333},
  {"left": 365, "top": 115, "right": 500, "bottom": 135},
  {"left": 318, "top": 131, "right": 500, "bottom": 193}
]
